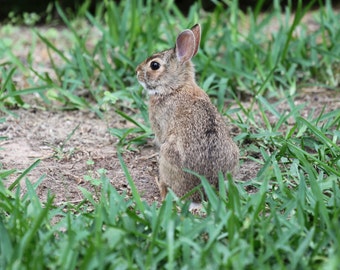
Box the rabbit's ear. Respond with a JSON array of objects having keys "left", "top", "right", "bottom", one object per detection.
[
  {"left": 176, "top": 30, "right": 195, "bottom": 63},
  {"left": 190, "top": 24, "right": 201, "bottom": 57}
]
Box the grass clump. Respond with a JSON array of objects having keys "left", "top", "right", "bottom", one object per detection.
[{"left": 0, "top": 0, "right": 340, "bottom": 269}]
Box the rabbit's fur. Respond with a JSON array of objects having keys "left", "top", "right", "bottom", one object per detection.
[{"left": 136, "top": 24, "right": 239, "bottom": 202}]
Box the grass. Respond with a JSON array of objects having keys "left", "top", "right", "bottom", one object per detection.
[{"left": 0, "top": 0, "right": 340, "bottom": 268}]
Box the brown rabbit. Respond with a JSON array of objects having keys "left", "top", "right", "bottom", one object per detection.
[{"left": 136, "top": 24, "right": 239, "bottom": 202}]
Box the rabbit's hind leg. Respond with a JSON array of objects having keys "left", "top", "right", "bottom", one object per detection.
[{"left": 159, "top": 178, "right": 168, "bottom": 200}]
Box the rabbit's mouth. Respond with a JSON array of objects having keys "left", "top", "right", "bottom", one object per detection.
[{"left": 137, "top": 80, "right": 160, "bottom": 95}]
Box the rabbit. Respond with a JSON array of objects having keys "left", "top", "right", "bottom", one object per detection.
[{"left": 136, "top": 24, "right": 239, "bottom": 202}]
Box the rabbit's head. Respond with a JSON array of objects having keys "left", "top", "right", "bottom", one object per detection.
[{"left": 136, "top": 24, "right": 201, "bottom": 96}]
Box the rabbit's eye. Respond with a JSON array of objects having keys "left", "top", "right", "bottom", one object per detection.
[{"left": 150, "top": 61, "right": 160, "bottom": 70}]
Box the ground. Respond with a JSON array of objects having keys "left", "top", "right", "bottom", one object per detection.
[
  {"left": 1, "top": 108, "right": 161, "bottom": 204},
  {"left": 1, "top": 88, "right": 339, "bottom": 205}
]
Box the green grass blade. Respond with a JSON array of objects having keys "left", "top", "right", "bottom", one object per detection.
[
  {"left": 17, "top": 194, "right": 54, "bottom": 262},
  {"left": 117, "top": 151, "right": 145, "bottom": 213},
  {"left": 8, "top": 159, "right": 41, "bottom": 191},
  {"left": 0, "top": 221, "right": 13, "bottom": 267},
  {"left": 296, "top": 116, "right": 340, "bottom": 150}
]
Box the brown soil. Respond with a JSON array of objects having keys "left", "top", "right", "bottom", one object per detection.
[{"left": 0, "top": 109, "right": 161, "bottom": 204}]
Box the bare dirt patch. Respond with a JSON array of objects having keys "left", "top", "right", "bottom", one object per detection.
[{"left": 0, "top": 109, "right": 160, "bottom": 204}]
